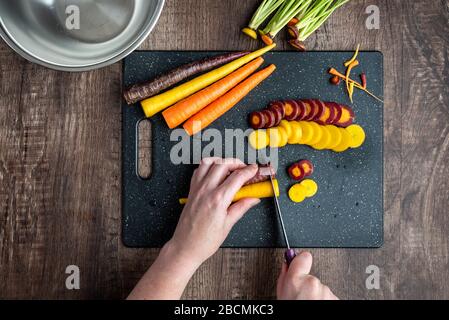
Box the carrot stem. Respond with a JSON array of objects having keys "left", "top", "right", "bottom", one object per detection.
[
  {"left": 183, "top": 64, "right": 277, "bottom": 136},
  {"left": 247, "top": 0, "right": 286, "bottom": 30}
]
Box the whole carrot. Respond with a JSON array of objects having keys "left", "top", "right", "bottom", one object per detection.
[
  {"left": 123, "top": 51, "right": 250, "bottom": 105},
  {"left": 141, "top": 44, "right": 276, "bottom": 118},
  {"left": 162, "top": 57, "right": 265, "bottom": 129},
  {"left": 183, "top": 64, "right": 277, "bottom": 136}
]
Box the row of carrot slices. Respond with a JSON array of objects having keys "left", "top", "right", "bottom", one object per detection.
[
  {"left": 249, "top": 120, "right": 366, "bottom": 152},
  {"left": 249, "top": 99, "right": 355, "bottom": 130}
]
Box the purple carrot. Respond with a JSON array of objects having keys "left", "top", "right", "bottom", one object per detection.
[{"left": 123, "top": 51, "right": 250, "bottom": 105}]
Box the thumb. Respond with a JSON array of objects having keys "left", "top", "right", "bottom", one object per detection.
[
  {"left": 276, "top": 261, "right": 288, "bottom": 297},
  {"left": 226, "top": 198, "right": 260, "bottom": 229},
  {"left": 287, "top": 251, "right": 313, "bottom": 278}
]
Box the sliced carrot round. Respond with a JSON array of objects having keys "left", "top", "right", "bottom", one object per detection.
[
  {"left": 278, "top": 127, "right": 289, "bottom": 147},
  {"left": 298, "top": 121, "right": 313, "bottom": 144},
  {"left": 288, "top": 121, "right": 302, "bottom": 144},
  {"left": 307, "top": 122, "right": 323, "bottom": 145},
  {"left": 249, "top": 129, "right": 269, "bottom": 150},
  {"left": 288, "top": 184, "right": 307, "bottom": 203},
  {"left": 325, "top": 125, "right": 342, "bottom": 149},
  {"left": 268, "top": 127, "right": 282, "bottom": 148},
  {"left": 332, "top": 128, "right": 351, "bottom": 152},
  {"left": 300, "top": 179, "right": 318, "bottom": 197},
  {"left": 346, "top": 124, "right": 366, "bottom": 148},
  {"left": 279, "top": 120, "right": 293, "bottom": 138},
  {"left": 312, "top": 125, "right": 332, "bottom": 150}
]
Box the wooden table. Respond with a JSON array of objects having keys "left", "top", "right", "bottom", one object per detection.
[{"left": 0, "top": 0, "right": 448, "bottom": 299}]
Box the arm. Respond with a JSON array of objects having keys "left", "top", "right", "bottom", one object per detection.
[
  {"left": 127, "top": 158, "right": 259, "bottom": 300},
  {"left": 277, "top": 251, "right": 339, "bottom": 300}
]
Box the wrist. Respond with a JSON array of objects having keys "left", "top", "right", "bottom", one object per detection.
[{"left": 161, "top": 239, "right": 204, "bottom": 272}]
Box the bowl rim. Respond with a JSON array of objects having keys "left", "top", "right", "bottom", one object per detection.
[{"left": 0, "top": 0, "right": 165, "bottom": 72}]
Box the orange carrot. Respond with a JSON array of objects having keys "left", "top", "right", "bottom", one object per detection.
[
  {"left": 162, "top": 57, "right": 264, "bottom": 129},
  {"left": 183, "top": 64, "right": 276, "bottom": 136}
]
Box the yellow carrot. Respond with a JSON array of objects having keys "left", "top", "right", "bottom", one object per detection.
[
  {"left": 183, "top": 64, "right": 276, "bottom": 136},
  {"left": 141, "top": 44, "right": 276, "bottom": 118},
  {"left": 179, "top": 179, "right": 279, "bottom": 204}
]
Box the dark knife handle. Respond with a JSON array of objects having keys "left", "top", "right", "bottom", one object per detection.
[{"left": 285, "top": 249, "right": 297, "bottom": 267}]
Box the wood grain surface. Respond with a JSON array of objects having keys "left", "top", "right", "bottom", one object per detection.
[{"left": 0, "top": 0, "right": 448, "bottom": 299}]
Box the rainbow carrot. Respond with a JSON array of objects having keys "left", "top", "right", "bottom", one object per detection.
[
  {"left": 123, "top": 51, "right": 250, "bottom": 104},
  {"left": 183, "top": 64, "right": 276, "bottom": 136},
  {"left": 141, "top": 44, "right": 276, "bottom": 118},
  {"left": 162, "top": 58, "right": 264, "bottom": 129}
]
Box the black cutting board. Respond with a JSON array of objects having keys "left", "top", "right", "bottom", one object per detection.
[{"left": 122, "top": 51, "right": 383, "bottom": 248}]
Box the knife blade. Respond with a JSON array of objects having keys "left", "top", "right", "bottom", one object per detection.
[{"left": 269, "top": 174, "right": 296, "bottom": 266}]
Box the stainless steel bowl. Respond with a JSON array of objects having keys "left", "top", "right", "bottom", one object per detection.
[{"left": 0, "top": 0, "right": 165, "bottom": 71}]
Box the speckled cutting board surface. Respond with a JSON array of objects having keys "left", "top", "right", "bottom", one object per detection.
[{"left": 122, "top": 51, "right": 383, "bottom": 248}]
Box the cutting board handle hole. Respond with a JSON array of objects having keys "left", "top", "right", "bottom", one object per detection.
[{"left": 136, "top": 118, "right": 152, "bottom": 180}]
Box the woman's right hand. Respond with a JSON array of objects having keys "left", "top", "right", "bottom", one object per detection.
[{"left": 277, "top": 251, "right": 338, "bottom": 300}]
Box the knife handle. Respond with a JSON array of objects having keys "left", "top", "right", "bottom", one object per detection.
[{"left": 285, "top": 249, "right": 297, "bottom": 267}]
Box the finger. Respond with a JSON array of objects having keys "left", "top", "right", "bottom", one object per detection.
[
  {"left": 287, "top": 251, "right": 313, "bottom": 278},
  {"left": 203, "top": 158, "right": 246, "bottom": 189},
  {"left": 324, "top": 287, "right": 339, "bottom": 300},
  {"left": 218, "top": 164, "right": 259, "bottom": 202},
  {"left": 193, "top": 157, "right": 224, "bottom": 183},
  {"left": 226, "top": 198, "right": 260, "bottom": 229},
  {"left": 276, "top": 262, "right": 288, "bottom": 298}
]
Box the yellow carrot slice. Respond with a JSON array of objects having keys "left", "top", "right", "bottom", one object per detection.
[
  {"left": 268, "top": 127, "right": 282, "bottom": 148},
  {"left": 288, "top": 121, "right": 302, "bottom": 144},
  {"left": 249, "top": 129, "right": 270, "bottom": 150},
  {"left": 346, "top": 124, "right": 366, "bottom": 148},
  {"left": 141, "top": 44, "right": 276, "bottom": 117},
  {"left": 278, "top": 127, "right": 289, "bottom": 147},
  {"left": 312, "top": 125, "right": 331, "bottom": 150},
  {"left": 307, "top": 122, "right": 323, "bottom": 145},
  {"left": 179, "top": 179, "right": 279, "bottom": 204},
  {"left": 288, "top": 184, "right": 307, "bottom": 203},
  {"left": 332, "top": 128, "right": 351, "bottom": 152},
  {"left": 279, "top": 120, "right": 293, "bottom": 138},
  {"left": 325, "top": 125, "right": 342, "bottom": 149},
  {"left": 298, "top": 121, "right": 314, "bottom": 144},
  {"left": 300, "top": 179, "right": 318, "bottom": 197}
]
